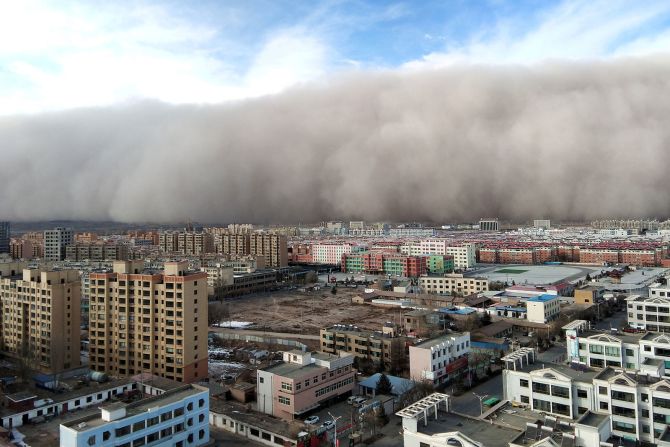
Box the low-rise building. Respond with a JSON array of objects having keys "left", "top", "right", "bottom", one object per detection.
[
  {"left": 319, "top": 324, "right": 408, "bottom": 367},
  {"left": 626, "top": 294, "right": 670, "bottom": 332},
  {"left": 257, "top": 350, "right": 355, "bottom": 421},
  {"left": 574, "top": 285, "right": 606, "bottom": 304},
  {"left": 419, "top": 273, "right": 489, "bottom": 295},
  {"left": 409, "top": 332, "right": 470, "bottom": 386},
  {"left": 526, "top": 294, "right": 560, "bottom": 324},
  {"left": 60, "top": 384, "right": 209, "bottom": 447}
]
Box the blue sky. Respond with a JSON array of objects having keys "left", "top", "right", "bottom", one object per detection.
[{"left": 2, "top": 0, "right": 670, "bottom": 114}]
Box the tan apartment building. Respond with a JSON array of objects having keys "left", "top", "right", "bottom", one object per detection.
[
  {"left": 0, "top": 269, "right": 81, "bottom": 374},
  {"left": 207, "top": 229, "right": 288, "bottom": 268},
  {"left": 65, "top": 243, "right": 129, "bottom": 261},
  {"left": 319, "top": 324, "right": 408, "bottom": 367},
  {"left": 158, "top": 231, "right": 214, "bottom": 255},
  {"left": 88, "top": 261, "right": 208, "bottom": 383},
  {"left": 419, "top": 273, "right": 489, "bottom": 295}
]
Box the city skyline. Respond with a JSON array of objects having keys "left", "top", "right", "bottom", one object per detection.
[{"left": 2, "top": 1, "right": 670, "bottom": 222}]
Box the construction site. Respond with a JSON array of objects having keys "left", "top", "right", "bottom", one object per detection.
[{"left": 219, "top": 286, "right": 404, "bottom": 335}]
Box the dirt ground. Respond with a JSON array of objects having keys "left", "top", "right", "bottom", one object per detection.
[{"left": 225, "top": 287, "right": 402, "bottom": 334}]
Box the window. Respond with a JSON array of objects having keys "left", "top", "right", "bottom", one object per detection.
[
  {"left": 278, "top": 396, "right": 291, "bottom": 405},
  {"left": 520, "top": 395, "right": 529, "bottom": 404},
  {"left": 520, "top": 379, "right": 528, "bottom": 388},
  {"left": 87, "top": 436, "right": 96, "bottom": 446},
  {"left": 577, "top": 389, "right": 587, "bottom": 398},
  {"left": 599, "top": 386, "right": 607, "bottom": 395},
  {"left": 600, "top": 401, "right": 608, "bottom": 410}
]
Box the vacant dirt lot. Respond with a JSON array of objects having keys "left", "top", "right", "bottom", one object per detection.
[{"left": 223, "top": 287, "right": 402, "bottom": 334}]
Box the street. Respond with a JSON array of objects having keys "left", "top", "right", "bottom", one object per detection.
[{"left": 449, "top": 374, "right": 504, "bottom": 416}]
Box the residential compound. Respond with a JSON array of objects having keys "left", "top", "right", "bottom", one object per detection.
[
  {"left": 564, "top": 320, "right": 670, "bottom": 373},
  {"left": 503, "top": 354, "right": 670, "bottom": 445},
  {"left": 312, "top": 243, "right": 357, "bottom": 265},
  {"left": 401, "top": 241, "right": 476, "bottom": 269},
  {"left": 320, "top": 323, "right": 408, "bottom": 367},
  {"left": 340, "top": 251, "right": 453, "bottom": 277},
  {"left": 409, "top": 332, "right": 470, "bottom": 386},
  {"left": 65, "top": 242, "right": 129, "bottom": 261},
  {"left": 257, "top": 350, "right": 355, "bottom": 421},
  {"left": 627, "top": 290, "right": 670, "bottom": 332},
  {"left": 60, "top": 383, "right": 210, "bottom": 447},
  {"left": 158, "top": 231, "right": 214, "bottom": 255},
  {"left": 44, "top": 227, "right": 74, "bottom": 261},
  {"left": 205, "top": 228, "right": 288, "bottom": 268},
  {"left": 88, "top": 261, "right": 208, "bottom": 383},
  {"left": 0, "top": 268, "right": 81, "bottom": 374},
  {"left": 419, "top": 273, "right": 489, "bottom": 295}
]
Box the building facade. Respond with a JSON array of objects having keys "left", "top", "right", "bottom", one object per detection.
[
  {"left": 627, "top": 295, "right": 670, "bottom": 332},
  {"left": 257, "top": 350, "right": 355, "bottom": 421},
  {"left": 419, "top": 273, "right": 489, "bottom": 295},
  {"left": 66, "top": 243, "right": 129, "bottom": 261},
  {"left": 409, "top": 332, "right": 470, "bottom": 386},
  {"left": 60, "top": 384, "right": 209, "bottom": 447},
  {"left": 0, "top": 269, "right": 81, "bottom": 373},
  {"left": 88, "top": 261, "right": 208, "bottom": 383},
  {"left": 44, "top": 227, "right": 74, "bottom": 261},
  {"left": 526, "top": 294, "right": 560, "bottom": 324},
  {"left": 0, "top": 221, "right": 9, "bottom": 254},
  {"left": 319, "top": 324, "right": 408, "bottom": 367}
]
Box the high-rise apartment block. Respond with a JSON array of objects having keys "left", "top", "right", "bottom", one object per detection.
[
  {"left": 0, "top": 221, "right": 9, "bottom": 254},
  {"left": 66, "top": 243, "right": 129, "bottom": 261},
  {"left": 479, "top": 218, "right": 500, "bottom": 231},
  {"left": 88, "top": 261, "right": 208, "bottom": 383},
  {"left": 158, "top": 231, "right": 214, "bottom": 255},
  {"left": 0, "top": 268, "right": 81, "bottom": 373},
  {"left": 206, "top": 228, "right": 288, "bottom": 268},
  {"left": 44, "top": 227, "right": 74, "bottom": 261}
]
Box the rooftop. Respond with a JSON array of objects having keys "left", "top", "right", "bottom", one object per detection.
[
  {"left": 63, "top": 384, "right": 206, "bottom": 431},
  {"left": 210, "top": 399, "right": 303, "bottom": 437},
  {"left": 414, "top": 410, "right": 520, "bottom": 447},
  {"left": 527, "top": 294, "right": 558, "bottom": 303},
  {"left": 513, "top": 361, "right": 602, "bottom": 382},
  {"left": 576, "top": 411, "right": 609, "bottom": 428},
  {"left": 263, "top": 362, "right": 320, "bottom": 379}
]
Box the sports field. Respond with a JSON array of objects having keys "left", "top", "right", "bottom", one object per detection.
[{"left": 495, "top": 268, "right": 528, "bottom": 274}]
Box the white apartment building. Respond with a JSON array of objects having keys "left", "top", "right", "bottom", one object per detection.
[
  {"left": 60, "top": 384, "right": 209, "bottom": 447},
  {"left": 419, "top": 273, "right": 489, "bottom": 295},
  {"left": 406, "top": 240, "right": 476, "bottom": 269},
  {"left": 44, "top": 227, "right": 74, "bottom": 261},
  {"left": 409, "top": 332, "right": 470, "bottom": 386},
  {"left": 565, "top": 320, "right": 670, "bottom": 375},
  {"left": 626, "top": 294, "right": 670, "bottom": 332},
  {"left": 526, "top": 294, "right": 560, "bottom": 324},
  {"left": 311, "top": 243, "right": 355, "bottom": 265},
  {"left": 503, "top": 354, "right": 670, "bottom": 444}
]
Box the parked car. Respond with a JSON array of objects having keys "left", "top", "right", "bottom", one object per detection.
[
  {"left": 347, "top": 395, "right": 358, "bottom": 404},
  {"left": 353, "top": 397, "right": 368, "bottom": 407},
  {"left": 321, "top": 420, "right": 335, "bottom": 430},
  {"left": 304, "top": 415, "right": 320, "bottom": 425}
]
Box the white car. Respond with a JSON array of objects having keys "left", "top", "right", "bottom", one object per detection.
[
  {"left": 321, "top": 420, "right": 335, "bottom": 430},
  {"left": 353, "top": 397, "right": 368, "bottom": 407},
  {"left": 304, "top": 415, "right": 320, "bottom": 425}
]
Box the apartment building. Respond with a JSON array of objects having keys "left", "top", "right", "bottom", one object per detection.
[
  {"left": 60, "top": 384, "right": 209, "bottom": 447},
  {"left": 0, "top": 268, "right": 81, "bottom": 373},
  {"left": 88, "top": 261, "right": 208, "bottom": 383},
  {"left": 158, "top": 231, "right": 214, "bottom": 255},
  {"left": 565, "top": 320, "right": 670, "bottom": 373},
  {"left": 479, "top": 219, "right": 499, "bottom": 231},
  {"left": 257, "top": 350, "right": 355, "bottom": 421},
  {"left": 312, "top": 243, "right": 354, "bottom": 265},
  {"left": 445, "top": 244, "right": 477, "bottom": 269},
  {"left": 409, "top": 332, "right": 470, "bottom": 386},
  {"left": 199, "top": 264, "right": 234, "bottom": 295},
  {"left": 44, "top": 227, "right": 74, "bottom": 261},
  {"left": 320, "top": 324, "right": 407, "bottom": 367},
  {"left": 534, "top": 219, "right": 551, "bottom": 230},
  {"left": 250, "top": 233, "right": 288, "bottom": 268},
  {"left": 526, "top": 294, "right": 560, "bottom": 324},
  {"left": 419, "top": 273, "right": 489, "bottom": 295},
  {"left": 626, "top": 294, "right": 670, "bottom": 332},
  {"left": 503, "top": 360, "right": 670, "bottom": 444},
  {"left": 341, "top": 252, "right": 428, "bottom": 277},
  {"left": 66, "top": 243, "right": 129, "bottom": 261},
  {"left": 9, "top": 239, "right": 36, "bottom": 260},
  {"left": 0, "top": 221, "right": 9, "bottom": 254},
  {"left": 403, "top": 240, "right": 476, "bottom": 269}
]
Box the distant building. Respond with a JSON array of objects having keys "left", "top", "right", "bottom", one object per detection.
[
  {"left": 44, "top": 227, "right": 74, "bottom": 261},
  {"left": 0, "top": 268, "right": 81, "bottom": 373},
  {"left": 88, "top": 261, "right": 208, "bottom": 383},
  {"left": 479, "top": 218, "right": 499, "bottom": 231},
  {"left": 419, "top": 273, "right": 489, "bottom": 295},
  {"left": 534, "top": 219, "right": 551, "bottom": 230},
  {"left": 60, "top": 383, "right": 210, "bottom": 447},
  {"left": 257, "top": 350, "right": 355, "bottom": 421},
  {"left": 65, "top": 243, "right": 129, "bottom": 261},
  {"left": 0, "top": 221, "right": 9, "bottom": 254},
  {"left": 312, "top": 243, "right": 355, "bottom": 265},
  {"left": 320, "top": 324, "right": 408, "bottom": 367}
]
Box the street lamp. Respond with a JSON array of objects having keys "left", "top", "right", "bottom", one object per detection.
[
  {"left": 328, "top": 412, "right": 342, "bottom": 447},
  {"left": 473, "top": 392, "right": 488, "bottom": 416}
]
